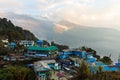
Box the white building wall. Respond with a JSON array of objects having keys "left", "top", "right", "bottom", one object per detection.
[{"left": 20, "top": 40, "right": 34, "bottom": 47}]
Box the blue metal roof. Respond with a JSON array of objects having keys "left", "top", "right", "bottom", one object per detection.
[
  {"left": 9, "top": 42, "right": 16, "bottom": 46},
  {"left": 90, "top": 62, "right": 119, "bottom": 73}
]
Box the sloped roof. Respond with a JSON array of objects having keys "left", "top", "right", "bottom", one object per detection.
[
  {"left": 28, "top": 46, "right": 58, "bottom": 51},
  {"left": 34, "top": 60, "right": 56, "bottom": 71},
  {"left": 9, "top": 42, "right": 16, "bottom": 46}
]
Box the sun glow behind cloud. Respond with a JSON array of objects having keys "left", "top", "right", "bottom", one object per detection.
[{"left": 54, "top": 24, "right": 70, "bottom": 33}]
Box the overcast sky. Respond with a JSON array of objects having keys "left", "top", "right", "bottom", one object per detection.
[{"left": 1, "top": 0, "right": 120, "bottom": 34}]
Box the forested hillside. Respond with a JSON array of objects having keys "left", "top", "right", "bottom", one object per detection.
[{"left": 0, "top": 18, "right": 37, "bottom": 42}]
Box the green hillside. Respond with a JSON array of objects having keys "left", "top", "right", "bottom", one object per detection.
[{"left": 0, "top": 18, "right": 38, "bottom": 42}]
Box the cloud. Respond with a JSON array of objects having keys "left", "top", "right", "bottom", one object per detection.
[
  {"left": 54, "top": 24, "right": 70, "bottom": 33},
  {"left": 0, "top": 0, "right": 23, "bottom": 13},
  {"left": 0, "top": 12, "right": 8, "bottom": 17},
  {"left": 35, "top": 0, "right": 120, "bottom": 31},
  {"left": 1, "top": 0, "right": 120, "bottom": 32},
  {"left": 50, "top": 0, "right": 120, "bottom": 30}
]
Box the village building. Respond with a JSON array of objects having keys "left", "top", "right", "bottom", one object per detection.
[
  {"left": 25, "top": 46, "right": 58, "bottom": 57},
  {"left": 36, "top": 40, "right": 43, "bottom": 46},
  {"left": 34, "top": 60, "right": 61, "bottom": 80},
  {"left": 8, "top": 42, "right": 16, "bottom": 49},
  {"left": 19, "top": 40, "right": 34, "bottom": 47},
  {"left": 1, "top": 39, "right": 8, "bottom": 43},
  {"left": 1, "top": 39, "right": 9, "bottom": 47}
]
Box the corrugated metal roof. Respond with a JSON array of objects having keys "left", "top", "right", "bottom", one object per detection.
[
  {"left": 34, "top": 60, "right": 56, "bottom": 71},
  {"left": 28, "top": 46, "right": 58, "bottom": 51}
]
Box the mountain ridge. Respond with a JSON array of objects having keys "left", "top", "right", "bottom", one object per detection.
[{"left": 0, "top": 18, "right": 38, "bottom": 42}]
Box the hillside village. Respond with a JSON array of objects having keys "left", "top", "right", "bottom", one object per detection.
[
  {"left": 0, "top": 18, "right": 120, "bottom": 80},
  {"left": 0, "top": 38, "right": 120, "bottom": 80}
]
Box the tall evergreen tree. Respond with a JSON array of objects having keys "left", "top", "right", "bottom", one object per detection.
[{"left": 76, "top": 60, "right": 91, "bottom": 80}]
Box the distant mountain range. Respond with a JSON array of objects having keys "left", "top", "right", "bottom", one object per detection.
[{"left": 0, "top": 18, "right": 38, "bottom": 42}]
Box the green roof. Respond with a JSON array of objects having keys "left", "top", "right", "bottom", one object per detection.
[{"left": 28, "top": 46, "right": 58, "bottom": 51}]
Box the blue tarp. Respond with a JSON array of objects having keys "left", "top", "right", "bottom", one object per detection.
[
  {"left": 64, "top": 51, "right": 72, "bottom": 55},
  {"left": 73, "top": 51, "right": 80, "bottom": 56},
  {"left": 87, "top": 54, "right": 93, "bottom": 58},
  {"left": 26, "top": 64, "right": 33, "bottom": 68},
  {"left": 116, "top": 63, "right": 120, "bottom": 67},
  {"left": 87, "top": 59, "right": 96, "bottom": 63},
  {"left": 59, "top": 54, "right": 68, "bottom": 59},
  {"left": 90, "top": 62, "right": 119, "bottom": 73},
  {"left": 9, "top": 42, "right": 16, "bottom": 46},
  {"left": 64, "top": 51, "right": 87, "bottom": 58},
  {"left": 8, "top": 42, "right": 16, "bottom": 49},
  {"left": 36, "top": 40, "right": 43, "bottom": 46},
  {"left": 37, "top": 40, "right": 43, "bottom": 43},
  {"left": 79, "top": 51, "right": 86, "bottom": 58},
  {"left": 86, "top": 54, "right": 97, "bottom": 63}
]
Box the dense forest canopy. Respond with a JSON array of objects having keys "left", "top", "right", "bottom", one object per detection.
[{"left": 0, "top": 18, "right": 38, "bottom": 42}]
